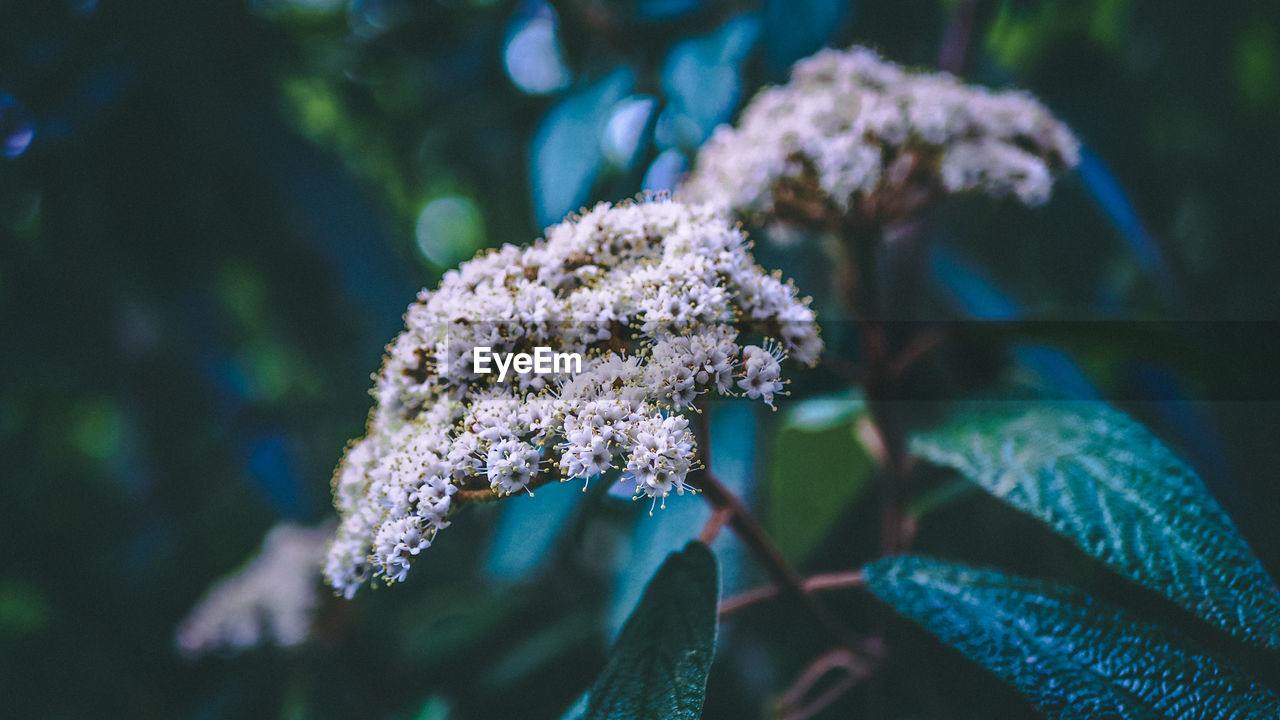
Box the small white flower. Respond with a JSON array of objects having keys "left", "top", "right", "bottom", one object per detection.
[{"left": 738, "top": 343, "right": 786, "bottom": 407}]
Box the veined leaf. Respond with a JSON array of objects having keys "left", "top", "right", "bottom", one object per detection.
[
  {"left": 911, "top": 401, "right": 1280, "bottom": 649},
  {"left": 865, "top": 556, "right": 1280, "bottom": 719},
  {"left": 585, "top": 542, "right": 719, "bottom": 720}
]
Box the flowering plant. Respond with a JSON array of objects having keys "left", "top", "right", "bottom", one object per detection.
[{"left": 177, "top": 42, "right": 1280, "bottom": 720}]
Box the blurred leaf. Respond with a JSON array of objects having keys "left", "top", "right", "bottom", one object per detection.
[
  {"left": 600, "top": 96, "right": 657, "bottom": 169},
  {"left": 911, "top": 401, "right": 1280, "bottom": 649},
  {"left": 585, "top": 542, "right": 718, "bottom": 720},
  {"left": 1077, "top": 147, "right": 1174, "bottom": 291},
  {"left": 398, "top": 581, "right": 528, "bottom": 663},
  {"left": 531, "top": 69, "right": 633, "bottom": 228},
  {"left": 930, "top": 246, "right": 1103, "bottom": 400},
  {"left": 906, "top": 477, "right": 981, "bottom": 519},
  {"left": 781, "top": 389, "right": 865, "bottom": 432},
  {"left": 864, "top": 556, "right": 1280, "bottom": 719},
  {"left": 768, "top": 393, "right": 873, "bottom": 563},
  {"left": 658, "top": 14, "right": 760, "bottom": 149},
  {"left": 487, "top": 613, "right": 596, "bottom": 688},
  {"left": 641, "top": 148, "right": 687, "bottom": 193},
  {"left": 485, "top": 478, "right": 586, "bottom": 582},
  {"left": 560, "top": 692, "right": 588, "bottom": 720},
  {"left": 762, "top": 0, "right": 850, "bottom": 75},
  {"left": 413, "top": 696, "right": 455, "bottom": 720},
  {"left": 636, "top": 0, "right": 701, "bottom": 21},
  {"left": 503, "top": 2, "right": 572, "bottom": 95}
]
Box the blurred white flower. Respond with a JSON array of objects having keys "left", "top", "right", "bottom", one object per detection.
[
  {"left": 176, "top": 522, "right": 332, "bottom": 658},
  {"left": 680, "top": 46, "right": 1080, "bottom": 228}
]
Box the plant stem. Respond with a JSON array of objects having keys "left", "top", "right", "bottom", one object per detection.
[
  {"left": 845, "top": 222, "right": 912, "bottom": 554},
  {"left": 779, "top": 647, "right": 877, "bottom": 720},
  {"left": 698, "top": 506, "right": 733, "bottom": 544},
  {"left": 720, "top": 570, "right": 866, "bottom": 617},
  {"left": 700, "top": 469, "right": 873, "bottom": 651},
  {"left": 692, "top": 404, "right": 868, "bottom": 653},
  {"left": 938, "top": 0, "right": 979, "bottom": 74}
]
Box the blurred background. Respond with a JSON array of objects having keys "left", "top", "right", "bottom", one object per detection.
[{"left": 3, "top": 0, "right": 1280, "bottom": 717}]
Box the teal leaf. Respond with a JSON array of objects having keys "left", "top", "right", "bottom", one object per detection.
[
  {"left": 658, "top": 14, "right": 760, "bottom": 149},
  {"left": 587, "top": 542, "right": 719, "bottom": 720},
  {"left": 530, "top": 68, "right": 633, "bottom": 228},
  {"left": 762, "top": 0, "right": 850, "bottom": 75},
  {"left": 560, "top": 692, "right": 588, "bottom": 720},
  {"left": 768, "top": 391, "right": 873, "bottom": 563},
  {"left": 865, "top": 556, "right": 1280, "bottom": 719},
  {"left": 782, "top": 388, "right": 865, "bottom": 432},
  {"left": 910, "top": 401, "right": 1280, "bottom": 649},
  {"left": 484, "top": 479, "right": 585, "bottom": 582},
  {"left": 641, "top": 148, "right": 687, "bottom": 193},
  {"left": 600, "top": 95, "right": 656, "bottom": 169}
]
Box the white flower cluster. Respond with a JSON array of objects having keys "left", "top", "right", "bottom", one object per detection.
[
  {"left": 176, "top": 522, "right": 332, "bottom": 657},
  {"left": 326, "top": 199, "right": 820, "bottom": 597},
  {"left": 680, "top": 46, "right": 1080, "bottom": 224}
]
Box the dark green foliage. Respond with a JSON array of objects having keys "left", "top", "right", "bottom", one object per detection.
[
  {"left": 767, "top": 392, "right": 874, "bottom": 563},
  {"left": 7, "top": 0, "right": 1280, "bottom": 717},
  {"left": 865, "top": 555, "right": 1280, "bottom": 719},
  {"left": 583, "top": 542, "right": 719, "bottom": 720},
  {"left": 911, "top": 401, "right": 1280, "bottom": 649}
]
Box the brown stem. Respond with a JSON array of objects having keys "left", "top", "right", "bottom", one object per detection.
[
  {"left": 454, "top": 471, "right": 564, "bottom": 504},
  {"left": 938, "top": 0, "right": 979, "bottom": 75},
  {"left": 720, "top": 571, "right": 866, "bottom": 617},
  {"left": 700, "top": 470, "right": 867, "bottom": 650},
  {"left": 845, "top": 222, "right": 913, "bottom": 555},
  {"left": 691, "top": 400, "right": 869, "bottom": 654},
  {"left": 866, "top": 329, "right": 911, "bottom": 554},
  {"left": 782, "top": 672, "right": 861, "bottom": 720},
  {"left": 889, "top": 329, "right": 946, "bottom": 381},
  {"left": 698, "top": 506, "right": 733, "bottom": 544},
  {"left": 779, "top": 647, "right": 877, "bottom": 720}
]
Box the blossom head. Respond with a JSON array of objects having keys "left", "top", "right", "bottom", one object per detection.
[
  {"left": 176, "top": 523, "right": 332, "bottom": 657},
  {"left": 679, "top": 46, "right": 1080, "bottom": 229},
  {"left": 326, "top": 198, "right": 821, "bottom": 597}
]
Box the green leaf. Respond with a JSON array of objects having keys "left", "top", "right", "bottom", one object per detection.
[
  {"left": 768, "top": 392, "right": 874, "bottom": 563},
  {"left": 585, "top": 542, "right": 719, "bottom": 720},
  {"left": 910, "top": 401, "right": 1280, "bottom": 649},
  {"left": 781, "top": 389, "right": 865, "bottom": 432},
  {"left": 865, "top": 556, "right": 1280, "bottom": 719},
  {"left": 660, "top": 14, "right": 760, "bottom": 147}
]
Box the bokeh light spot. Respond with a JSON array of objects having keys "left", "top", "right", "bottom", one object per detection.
[
  {"left": 415, "top": 195, "right": 485, "bottom": 268},
  {"left": 503, "top": 2, "right": 571, "bottom": 95},
  {"left": 642, "top": 148, "right": 687, "bottom": 193},
  {"left": 1, "top": 95, "right": 35, "bottom": 159},
  {"left": 71, "top": 399, "right": 123, "bottom": 462},
  {"left": 601, "top": 96, "right": 656, "bottom": 169},
  {"left": 0, "top": 582, "right": 48, "bottom": 637}
]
